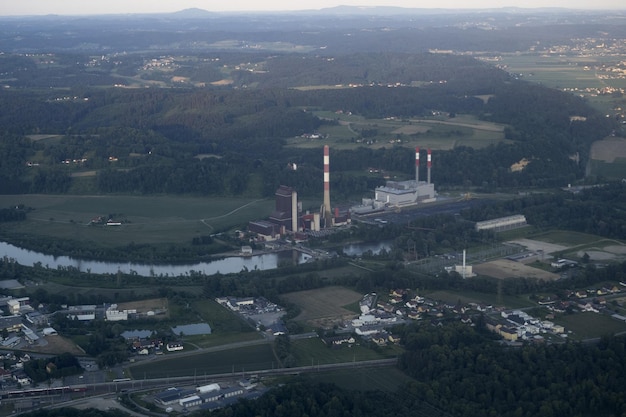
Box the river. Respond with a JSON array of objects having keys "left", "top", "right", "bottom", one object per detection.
[{"left": 0, "top": 239, "right": 393, "bottom": 277}]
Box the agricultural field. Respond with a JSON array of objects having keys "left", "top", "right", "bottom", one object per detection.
[
  {"left": 289, "top": 112, "right": 507, "bottom": 151},
  {"left": 554, "top": 312, "right": 626, "bottom": 341},
  {"left": 128, "top": 343, "right": 276, "bottom": 378},
  {"left": 291, "top": 337, "right": 401, "bottom": 368},
  {"left": 299, "top": 366, "right": 414, "bottom": 392},
  {"left": 281, "top": 286, "right": 364, "bottom": 328},
  {"left": 589, "top": 137, "right": 626, "bottom": 179},
  {"left": 0, "top": 194, "right": 274, "bottom": 247},
  {"left": 473, "top": 259, "right": 560, "bottom": 281},
  {"left": 425, "top": 289, "right": 536, "bottom": 310}
]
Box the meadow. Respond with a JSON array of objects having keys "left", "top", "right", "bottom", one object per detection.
[
  {"left": 128, "top": 343, "right": 277, "bottom": 378},
  {"left": 299, "top": 367, "right": 414, "bottom": 392},
  {"left": 0, "top": 194, "right": 274, "bottom": 246},
  {"left": 554, "top": 312, "right": 626, "bottom": 341},
  {"left": 289, "top": 112, "right": 507, "bottom": 151},
  {"left": 291, "top": 337, "right": 402, "bottom": 368}
]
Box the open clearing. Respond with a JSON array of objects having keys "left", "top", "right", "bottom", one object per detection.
[
  {"left": 298, "top": 112, "right": 507, "bottom": 151},
  {"left": 28, "top": 335, "right": 84, "bottom": 356},
  {"left": 507, "top": 238, "right": 569, "bottom": 254},
  {"left": 591, "top": 137, "right": 626, "bottom": 163},
  {"left": 281, "top": 286, "right": 363, "bottom": 328},
  {"left": 473, "top": 259, "right": 559, "bottom": 281}
]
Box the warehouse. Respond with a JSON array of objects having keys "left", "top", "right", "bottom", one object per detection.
[{"left": 475, "top": 215, "right": 527, "bottom": 232}]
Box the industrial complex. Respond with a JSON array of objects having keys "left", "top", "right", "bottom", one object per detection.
[
  {"left": 353, "top": 147, "right": 437, "bottom": 214},
  {"left": 248, "top": 145, "right": 438, "bottom": 241}
]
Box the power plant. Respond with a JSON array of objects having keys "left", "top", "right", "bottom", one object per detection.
[
  {"left": 248, "top": 145, "right": 438, "bottom": 240},
  {"left": 353, "top": 146, "right": 437, "bottom": 214},
  {"left": 247, "top": 145, "right": 349, "bottom": 241}
]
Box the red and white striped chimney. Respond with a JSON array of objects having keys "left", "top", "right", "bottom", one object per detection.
[
  {"left": 427, "top": 148, "right": 432, "bottom": 184},
  {"left": 323, "top": 145, "right": 331, "bottom": 226},
  {"left": 415, "top": 146, "right": 420, "bottom": 183}
]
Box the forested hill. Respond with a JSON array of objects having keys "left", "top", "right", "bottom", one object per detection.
[{"left": 0, "top": 52, "right": 615, "bottom": 197}]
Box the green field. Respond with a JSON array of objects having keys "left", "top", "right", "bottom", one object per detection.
[
  {"left": 425, "top": 289, "right": 536, "bottom": 309},
  {"left": 495, "top": 53, "right": 626, "bottom": 117},
  {"left": 0, "top": 194, "right": 274, "bottom": 246},
  {"left": 530, "top": 230, "right": 608, "bottom": 247},
  {"left": 189, "top": 299, "right": 259, "bottom": 344},
  {"left": 554, "top": 312, "right": 626, "bottom": 340},
  {"left": 291, "top": 338, "right": 401, "bottom": 367},
  {"left": 300, "top": 366, "right": 414, "bottom": 392},
  {"left": 128, "top": 343, "right": 277, "bottom": 378},
  {"left": 588, "top": 158, "right": 626, "bottom": 179},
  {"left": 289, "top": 112, "right": 507, "bottom": 151}
]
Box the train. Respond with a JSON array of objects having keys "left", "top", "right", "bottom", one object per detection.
[{"left": 1, "top": 385, "right": 87, "bottom": 399}]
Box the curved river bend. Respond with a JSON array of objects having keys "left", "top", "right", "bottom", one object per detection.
[{"left": 0, "top": 240, "right": 392, "bottom": 277}]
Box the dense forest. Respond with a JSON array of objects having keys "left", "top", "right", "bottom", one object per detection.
[{"left": 0, "top": 52, "right": 616, "bottom": 198}]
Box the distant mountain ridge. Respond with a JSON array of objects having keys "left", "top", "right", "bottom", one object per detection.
[{"left": 0, "top": 5, "right": 596, "bottom": 19}]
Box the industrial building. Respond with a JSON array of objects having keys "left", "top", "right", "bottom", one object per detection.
[
  {"left": 475, "top": 215, "right": 527, "bottom": 232},
  {"left": 353, "top": 147, "right": 437, "bottom": 213},
  {"left": 247, "top": 145, "right": 349, "bottom": 240}
]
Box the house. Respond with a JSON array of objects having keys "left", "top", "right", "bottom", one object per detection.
[
  {"left": 166, "top": 342, "right": 184, "bottom": 352},
  {"left": 322, "top": 335, "right": 355, "bottom": 348},
  {"left": 0, "top": 367, "right": 12, "bottom": 382},
  {"left": 499, "top": 326, "right": 518, "bottom": 342},
  {"left": 7, "top": 297, "right": 31, "bottom": 315},
  {"left": 0, "top": 315, "right": 23, "bottom": 333},
  {"left": 25, "top": 311, "right": 48, "bottom": 326}
]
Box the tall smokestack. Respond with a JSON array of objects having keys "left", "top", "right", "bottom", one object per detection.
[
  {"left": 323, "top": 145, "right": 331, "bottom": 226},
  {"left": 415, "top": 147, "right": 420, "bottom": 183},
  {"left": 291, "top": 190, "right": 298, "bottom": 233},
  {"left": 427, "top": 148, "right": 432, "bottom": 184}
]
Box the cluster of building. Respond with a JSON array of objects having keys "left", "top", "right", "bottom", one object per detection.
[
  {"left": 0, "top": 352, "right": 36, "bottom": 387},
  {"left": 125, "top": 337, "right": 184, "bottom": 355},
  {"left": 153, "top": 381, "right": 266, "bottom": 412},
  {"left": 66, "top": 303, "right": 165, "bottom": 322},
  {"left": 215, "top": 296, "right": 287, "bottom": 335},
  {"left": 0, "top": 296, "right": 56, "bottom": 350},
  {"left": 486, "top": 310, "right": 566, "bottom": 343}
]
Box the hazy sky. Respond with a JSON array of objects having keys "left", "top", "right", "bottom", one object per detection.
[{"left": 1, "top": 0, "right": 624, "bottom": 16}]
